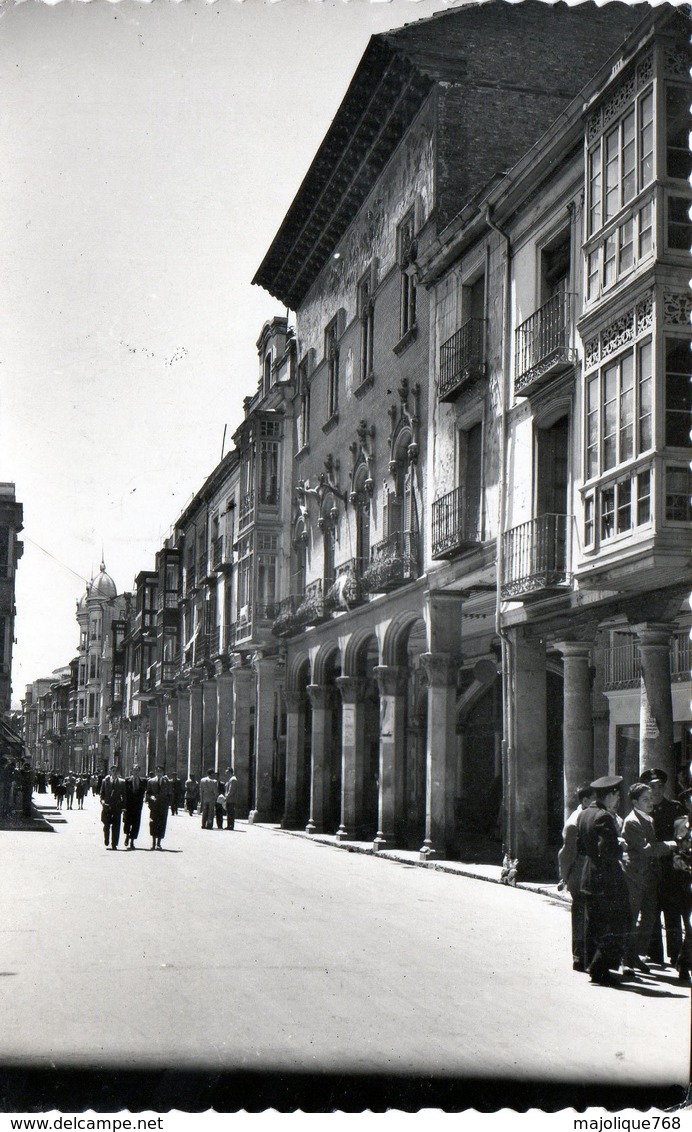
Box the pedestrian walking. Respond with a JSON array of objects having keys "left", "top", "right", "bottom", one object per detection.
[
  {"left": 123, "top": 762, "right": 147, "bottom": 850},
  {"left": 184, "top": 775, "right": 199, "bottom": 816},
  {"left": 576, "top": 775, "right": 631, "bottom": 985},
  {"left": 54, "top": 776, "right": 65, "bottom": 810},
  {"left": 63, "top": 771, "right": 76, "bottom": 810},
  {"left": 169, "top": 775, "right": 181, "bottom": 816},
  {"left": 199, "top": 768, "right": 217, "bottom": 830},
  {"left": 146, "top": 765, "right": 172, "bottom": 850},
  {"left": 100, "top": 763, "right": 126, "bottom": 850},
  {"left": 224, "top": 767, "right": 238, "bottom": 830},
  {"left": 672, "top": 789, "right": 692, "bottom": 982},
  {"left": 640, "top": 768, "right": 685, "bottom": 968},
  {"left": 0, "top": 755, "right": 13, "bottom": 818},
  {"left": 75, "top": 776, "right": 87, "bottom": 809},
  {"left": 621, "top": 782, "right": 677, "bottom": 974},
  {"left": 557, "top": 781, "right": 595, "bottom": 971}
]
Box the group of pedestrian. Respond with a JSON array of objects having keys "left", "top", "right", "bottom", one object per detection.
[
  {"left": 199, "top": 766, "right": 237, "bottom": 830},
  {"left": 0, "top": 755, "right": 33, "bottom": 818},
  {"left": 99, "top": 762, "right": 173, "bottom": 851},
  {"left": 559, "top": 766, "right": 691, "bottom": 985}
]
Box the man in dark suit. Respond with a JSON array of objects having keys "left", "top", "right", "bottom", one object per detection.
[
  {"left": 621, "top": 781, "right": 676, "bottom": 972},
  {"left": 100, "top": 763, "right": 126, "bottom": 850},
  {"left": 576, "top": 775, "right": 631, "bottom": 984},
  {"left": 641, "top": 768, "right": 686, "bottom": 966},
  {"left": 123, "top": 762, "right": 147, "bottom": 851},
  {"left": 146, "top": 765, "right": 172, "bottom": 850}
]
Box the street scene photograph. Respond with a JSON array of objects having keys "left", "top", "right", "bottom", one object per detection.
[{"left": 0, "top": 0, "right": 690, "bottom": 1118}]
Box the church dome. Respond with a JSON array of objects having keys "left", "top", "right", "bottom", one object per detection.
[{"left": 87, "top": 561, "right": 117, "bottom": 602}]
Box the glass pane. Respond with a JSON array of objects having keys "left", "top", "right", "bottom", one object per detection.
[
  {"left": 617, "top": 478, "right": 632, "bottom": 532},
  {"left": 638, "top": 201, "right": 653, "bottom": 258},
  {"left": 589, "top": 148, "right": 602, "bottom": 234},
  {"left": 640, "top": 91, "right": 654, "bottom": 187},
  {"left": 666, "top": 85, "right": 692, "bottom": 180}
]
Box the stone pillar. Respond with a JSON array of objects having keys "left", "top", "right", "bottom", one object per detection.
[
  {"left": 373, "top": 665, "right": 407, "bottom": 852},
  {"left": 231, "top": 664, "right": 255, "bottom": 819},
  {"left": 176, "top": 689, "right": 190, "bottom": 780},
  {"left": 306, "top": 685, "right": 333, "bottom": 835},
  {"left": 635, "top": 623, "right": 675, "bottom": 784},
  {"left": 202, "top": 678, "right": 217, "bottom": 772},
  {"left": 188, "top": 680, "right": 204, "bottom": 780},
  {"left": 154, "top": 700, "right": 167, "bottom": 770},
  {"left": 215, "top": 662, "right": 234, "bottom": 776},
  {"left": 248, "top": 656, "right": 279, "bottom": 823},
  {"left": 419, "top": 654, "right": 458, "bottom": 860},
  {"left": 283, "top": 688, "right": 307, "bottom": 829},
  {"left": 508, "top": 630, "right": 548, "bottom": 870},
  {"left": 165, "top": 695, "right": 179, "bottom": 777},
  {"left": 555, "top": 640, "right": 594, "bottom": 820},
  {"left": 335, "top": 676, "right": 367, "bottom": 842}
]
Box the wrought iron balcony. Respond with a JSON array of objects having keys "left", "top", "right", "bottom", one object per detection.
[
  {"left": 212, "top": 535, "right": 234, "bottom": 571},
  {"left": 603, "top": 640, "right": 640, "bottom": 690},
  {"left": 514, "top": 291, "right": 576, "bottom": 397},
  {"left": 431, "top": 487, "right": 481, "bottom": 558},
  {"left": 361, "top": 531, "right": 419, "bottom": 593},
  {"left": 294, "top": 579, "right": 327, "bottom": 627},
  {"left": 672, "top": 629, "right": 691, "bottom": 682},
  {"left": 271, "top": 595, "right": 303, "bottom": 638},
  {"left": 439, "top": 318, "right": 486, "bottom": 401},
  {"left": 325, "top": 558, "right": 368, "bottom": 611},
  {"left": 501, "top": 514, "right": 569, "bottom": 600}
]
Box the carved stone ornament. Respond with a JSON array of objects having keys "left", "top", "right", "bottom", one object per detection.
[
  {"left": 387, "top": 378, "right": 421, "bottom": 471},
  {"left": 349, "top": 420, "right": 376, "bottom": 503}
]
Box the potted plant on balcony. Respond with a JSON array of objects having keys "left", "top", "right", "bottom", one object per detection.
[
  {"left": 361, "top": 550, "right": 404, "bottom": 594},
  {"left": 295, "top": 589, "right": 325, "bottom": 627},
  {"left": 271, "top": 606, "right": 297, "bottom": 638}
]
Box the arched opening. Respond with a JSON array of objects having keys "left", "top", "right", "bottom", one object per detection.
[
  {"left": 354, "top": 634, "right": 380, "bottom": 836},
  {"left": 324, "top": 650, "right": 342, "bottom": 833}
]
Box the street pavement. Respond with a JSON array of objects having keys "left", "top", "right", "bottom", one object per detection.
[{"left": 0, "top": 791, "right": 689, "bottom": 1112}]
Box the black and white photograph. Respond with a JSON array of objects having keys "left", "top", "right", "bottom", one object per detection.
[{"left": 0, "top": 0, "right": 690, "bottom": 1119}]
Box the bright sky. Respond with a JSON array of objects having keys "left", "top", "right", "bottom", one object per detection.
[{"left": 0, "top": 0, "right": 456, "bottom": 704}]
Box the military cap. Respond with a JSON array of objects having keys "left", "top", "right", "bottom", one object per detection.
[
  {"left": 640, "top": 768, "right": 667, "bottom": 784},
  {"left": 590, "top": 775, "right": 623, "bottom": 790}
]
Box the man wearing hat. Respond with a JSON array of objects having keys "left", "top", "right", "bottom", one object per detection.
[
  {"left": 640, "top": 768, "right": 685, "bottom": 966},
  {"left": 576, "top": 776, "right": 631, "bottom": 984},
  {"left": 558, "top": 782, "right": 596, "bottom": 971}
]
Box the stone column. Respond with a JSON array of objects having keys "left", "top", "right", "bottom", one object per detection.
[
  {"left": 188, "top": 680, "right": 204, "bottom": 780},
  {"left": 419, "top": 654, "right": 458, "bottom": 860},
  {"left": 248, "top": 655, "right": 279, "bottom": 823},
  {"left": 635, "top": 623, "right": 675, "bottom": 784},
  {"left": 555, "top": 640, "right": 594, "bottom": 820},
  {"left": 373, "top": 665, "right": 407, "bottom": 852},
  {"left": 165, "top": 695, "right": 179, "bottom": 777},
  {"left": 508, "top": 630, "right": 548, "bottom": 870},
  {"left": 335, "top": 676, "right": 367, "bottom": 842},
  {"left": 283, "top": 688, "right": 307, "bottom": 829},
  {"left": 154, "top": 700, "right": 167, "bottom": 770},
  {"left": 176, "top": 689, "right": 190, "bottom": 780},
  {"left": 231, "top": 664, "right": 255, "bottom": 819},
  {"left": 215, "top": 662, "right": 234, "bottom": 776},
  {"left": 306, "top": 685, "right": 333, "bottom": 835},
  {"left": 202, "top": 678, "right": 217, "bottom": 773}
]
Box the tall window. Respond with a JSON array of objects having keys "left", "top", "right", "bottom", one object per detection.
[
  {"left": 259, "top": 439, "right": 279, "bottom": 505},
  {"left": 665, "top": 338, "right": 692, "bottom": 449},
  {"left": 263, "top": 352, "right": 272, "bottom": 397},
  {"left": 588, "top": 88, "right": 653, "bottom": 236},
  {"left": 358, "top": 271, "right": 374, "bottom": 383},
  {"left": 666, "top": 84, "right": 692, "bottom": 181},
  {"left": 0, "top": 528, "right": 9, "bottom": 578},
  {"left": 236, "top": 534, "right": 253, "bottom": 617},
  {"left": 583, "top": 340, "right": 653, "bottom": 546},
  {"left": 325, "top": 319, "right": 339, "bottom": 420},
  {"left": 257, "top": 534, "right": 278, "bottom": 615},
  {"left": 323, "top": 521, "right": 336, "bottom": 591},
  {"left": 297, "top": 357, "right": 310, "bottom": 451},
  {"left": 398, "top": 210, "right": 417, "bottom": 338}
]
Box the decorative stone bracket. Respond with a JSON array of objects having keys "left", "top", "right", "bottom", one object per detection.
[
  {"left": 348, "top": 420, "right": 376, "bottom": 503},
  {"left": 387, "top": 378, "right": 421, "bottom": 474},
  {"left": 296, "top": 453, "right": 348, "bottom": 532}
]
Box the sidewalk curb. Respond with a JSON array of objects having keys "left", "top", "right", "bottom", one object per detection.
[{"left": 250, "top": 820, "right": 571, "bottom": 906}]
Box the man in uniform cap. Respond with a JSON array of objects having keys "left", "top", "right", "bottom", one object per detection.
[
  {"left": 640, "top": 768, "right": 685, "bottom": 966},
  {"left": 576, "top": 776, "right": 631, "bottom": 983}
]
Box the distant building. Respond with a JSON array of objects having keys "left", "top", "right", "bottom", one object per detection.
[{"left": 0, "top": 483, "right": 23, "bottom": 717}]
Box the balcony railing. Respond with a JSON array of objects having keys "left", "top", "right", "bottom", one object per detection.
[
  {"left": 514, "top": 291, "right": 576, "bottom": 397},
  {"left": 501, "top": 514, "right": 569, "bottom": 600},
  {"left": 431, "top": 487, "right": 481, "bottom": 558},
  {"left": 439, "top": 318, "right": 486, "bottom": 401},
  {"left": 158, "top": 590, "right": 179, "bottom": 611},
  {"left": 325, "top": 558, "right": 368, "bottom": 611},
  {"left": 231, "top": 601, "right": 279, "bottom": 645},
  {"left": 271, "top": 595, "right": 303, "bottom": 638},
  {"left": 361, "top": 530, "right": 419, "bottom": 593},
  {"left": 184, "top": 567, "right": 196, "bottom": 596},
  {"left": 212, "top": 535, "right": 235, "bottom": 571},
  {"left": 603, "top": 629, "right": 691, "bottom": 689},
  {"left": 294, "top": 579, "right": 327, "bottom": 627}
]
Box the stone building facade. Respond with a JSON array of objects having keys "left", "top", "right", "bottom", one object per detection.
[{"left": 0, "top": 483, "right": 23, "bottom": 717}]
